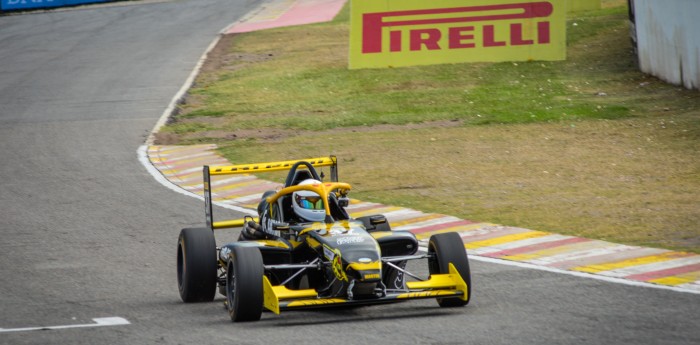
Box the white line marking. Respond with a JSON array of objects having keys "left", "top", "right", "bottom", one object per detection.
[
  {"left": 677, "top": 281, "right": 700, "bottom": 292},
  {"left": 417, "top": 246, "right": 700, "bottom": 295},
  {"left": 597, "top": 256, "right": 700, "bottom": 278},
  {"left": 155, "top": 151, "right": 218, "bottom": 162},
  {"left": 528, "top": 244, "right": 651, "bottom": 266},
  {"left": 473, "top": 234, "right": 574, "bottom": 255},
  {"left": 145, "top": 25, "right": 224, "bottom": 145},
  {"left": 137, "top": 146, "right": 257, "bottom": 216},
  {"left": 137, "top": 12, "right": 258, "bottom": 217},
  {"left": 0, "top": 317, "right": 130, "bottom": 333}
]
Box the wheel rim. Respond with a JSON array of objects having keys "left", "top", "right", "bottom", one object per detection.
[
  {"left": 177, "top": 242, "right": 185, "bottom": 291},
  {"left": 227, "top": 262, "right": 236, "bottom": 314},
  {"left": 428, "top": 243, "right": 439, "bottom": 274}
]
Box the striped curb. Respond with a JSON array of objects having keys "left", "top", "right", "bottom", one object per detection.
[
  {"left": 225, "top": 0, "right": 346, "bottom": 34},
  {"left": 147, "top": 144, "right": 700, "bottom": 293}
]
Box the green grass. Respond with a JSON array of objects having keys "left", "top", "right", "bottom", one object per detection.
[{"left": 164, "top": 4, "right": 657, "bottom": 136}]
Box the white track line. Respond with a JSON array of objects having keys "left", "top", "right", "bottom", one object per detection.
[
  {"left": 145, "top": 30, "right": 221, "bottom": 146},
  {"left": 416, "top": 246, "right": 700, "bottom": 295},
  {"left": 138, "top": 145, "right": 256, "bottom": 216},
  {"left": 137, "top": 17, "right": 257, "bottom": 216},
  {"left": 0, "top": 317, "right": 130, "bottom": 333}
]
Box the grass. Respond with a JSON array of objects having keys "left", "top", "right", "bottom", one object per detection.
[{"left": 159, "top": 1, "right": 700, "bottom": 253}]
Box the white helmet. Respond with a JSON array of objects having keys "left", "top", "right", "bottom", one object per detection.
[{"left": 292, "top": 179, "right": 325, "bottom": 222}]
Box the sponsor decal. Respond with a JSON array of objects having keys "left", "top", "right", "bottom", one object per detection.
[
  {"left": 349, "top": 0, "right": 566, "bottom": 69},
  {"left": 392, "top": 270, "right": 405, "bottom": 289},
  {"left": 336, "top": 236, "right": 365, "bottom": 246},
  {"left": 328, "top": 223, "right": 353, "bottom": 235},
  {"left": 363, "top": 273, "right": 381, "bottom": 280},
  {"left": 287, "top": 298, "right": 347, "bottom": 307},
  {"left": 323, "top": 245, "right": 335, "bottom": 260},
  {"left": 5, "top": 0, "right": 56, "bottom": 4},
  {"left": 324, "top": 245, "right": 348, "bottom": 282},
  {"left": 398, "top": 290, "right": 457, "bottom": 299}
]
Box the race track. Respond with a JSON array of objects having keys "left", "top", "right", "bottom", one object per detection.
[{"left": 0, "top": 1, "right": 698, "bottom": 344}]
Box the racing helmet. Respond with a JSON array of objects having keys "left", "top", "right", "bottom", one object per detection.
[{"left": 292, "top": 179, "right": 325, "bottom": 222}]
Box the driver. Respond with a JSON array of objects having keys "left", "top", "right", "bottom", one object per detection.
[{"left": 292, "top": 179, "right": 326, "bottom": 223}]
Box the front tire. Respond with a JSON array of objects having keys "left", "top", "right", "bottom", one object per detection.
[
  {"left": 226, "top": 246, "right": 264, "bottom": 322},
  {"left": 428, "top": 232, "right": 472, "bottom": 307},
  {"left": 177, "top": 227, "right": 217, "bottom": 303}
]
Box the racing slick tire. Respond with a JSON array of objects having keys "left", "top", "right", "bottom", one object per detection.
[
  {"left": 177, "top": 227, "right": 218, "bottom": 303},
  {"left": 428, "top": 232, "right": 472, "bottom": 307},
  {"left": 226, "top": 246, "right": 264, "bottom": 322}
]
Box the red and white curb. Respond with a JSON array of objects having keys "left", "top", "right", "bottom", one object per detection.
[
  {"left": 224, "top": 0, "right": 346, "bottom": 34},
  {"left": 140, "top": 144, "right": 700, "bottom": 295}
]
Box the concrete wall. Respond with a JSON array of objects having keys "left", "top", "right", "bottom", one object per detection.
[{"left": 631, "top": 0, "right": 700, "bottom": 90}]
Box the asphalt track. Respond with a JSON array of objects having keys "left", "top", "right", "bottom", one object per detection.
[{"left": 0, "top": 0, "right": 699, "bottom": 344}]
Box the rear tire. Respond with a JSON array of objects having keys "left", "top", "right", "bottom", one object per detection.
[
  {"left": 177, "top": 227, "right": 217, "bottom": 303},
  {"left": 428, "top": 232, "right": 471, "bottom": 307},
  {"left": 226, "top": 246, "right": 264, "bottom": 322}
]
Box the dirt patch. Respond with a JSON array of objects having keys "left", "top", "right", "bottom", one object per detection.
[
  {"left": 159, "top": 119, "right": 465, "bottom": 144},
  {"left": 199, "top": 34, "right": 275, "bottom": 78}
]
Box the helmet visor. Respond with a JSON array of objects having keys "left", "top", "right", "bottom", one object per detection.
[{"left": 295, "top": 195, "right": 324, "bottom": 210}]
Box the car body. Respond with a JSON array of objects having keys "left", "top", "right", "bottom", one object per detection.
[{"left": 176, "top": 156, "right": 472, "bottom": 321}]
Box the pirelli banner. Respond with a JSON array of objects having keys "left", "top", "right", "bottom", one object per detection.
[{"left": 349, "top": 0, "right": 566, "bottom": 69}]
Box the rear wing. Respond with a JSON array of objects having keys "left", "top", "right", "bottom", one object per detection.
[{"left": 203, "top": 156, "right": 338, "bottom": 231}]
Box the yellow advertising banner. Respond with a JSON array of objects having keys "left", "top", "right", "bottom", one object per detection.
[{"left": 349, "top": 0, "right": 566, "bottom": 69}]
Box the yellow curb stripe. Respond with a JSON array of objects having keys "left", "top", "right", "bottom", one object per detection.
[
  {"left": 211, "top": 183, "right": 279, "bottom": 201},
  {"left": 390, "top": 214, "right": 447, "bottom": 228},
  {"left": 571, "top": 252, "right": 689, "bottom": 274},
  {"left": 464, "top": 231, "right": 550, "bottom": 249},
  {"left": 501, "top": 240, "right": 611, "bottom": 262},
  {"left": 214, "top": 191, "right": 268, "bottom": 202},
  {"left": 182, "top": 175, "right": 255, "bottom": 188},
  {"left": 649, "top": 271, "right": 700, "bottom": 286},
  {"left": 153, "top": 154, "right": 222, "bottom": 166},
  {"left": 151, "top": 144, "right": 214, "bottom": 153},
  {"left": 349, "top": 206, "right": 403, "bottom": 218},
  {"left": 158, "top": 167, "right": 202, "bottom": 176},
  {"left": 213, "top": 179, "right": 265, "bottom": 193},
  {"left": 174, "top": 173, "right": 210, "bottom": 183},
  {"left": 238, "top": 202, "right": 259, "bottom": 209}
]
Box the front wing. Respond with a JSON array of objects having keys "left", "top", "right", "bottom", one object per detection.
[{"left": 263, "top": 263, "right": 468, "bottom": 314}]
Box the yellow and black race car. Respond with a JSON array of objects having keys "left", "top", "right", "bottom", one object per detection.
[{"left": 176, "top": 157, "right": 471, "bottom": 322}]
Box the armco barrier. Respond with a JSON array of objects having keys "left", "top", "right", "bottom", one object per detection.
[
  {"left": 630, "top": 0, "right": 700, "bottom": 90},
  {"left": 1, "top": 0, "right": 111, "bottom": 11}
]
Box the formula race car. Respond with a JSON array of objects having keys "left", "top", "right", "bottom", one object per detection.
[{"left": 176, "top": 156, "right": 471, "bottom": 321}]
